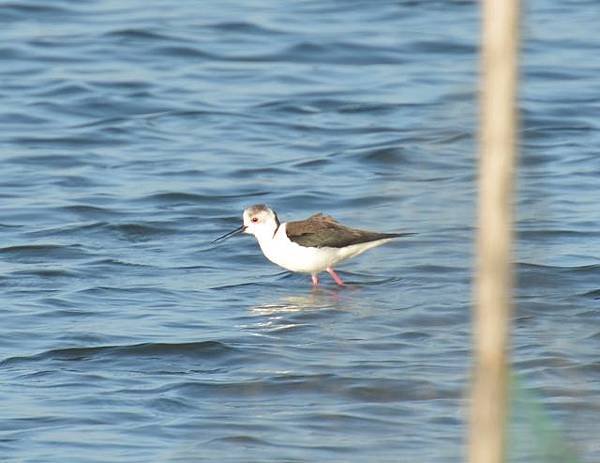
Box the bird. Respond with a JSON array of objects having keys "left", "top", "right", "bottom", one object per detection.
[{"left": 212, "top": 204, "right": 413, "bottom": 287}]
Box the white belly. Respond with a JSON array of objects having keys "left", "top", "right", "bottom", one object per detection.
[
  {"left": 254, "top": 225, "right": 392, "bottom": 274},
  {"left": 258, "top": 235, "right": 333, "bottom": 273}
]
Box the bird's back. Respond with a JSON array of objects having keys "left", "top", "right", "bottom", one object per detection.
[{"left": 286, "top": 213, "right": 403, "bottom": 248}]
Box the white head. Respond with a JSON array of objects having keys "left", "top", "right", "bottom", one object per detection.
[
  {"left": 212, "top": 204, "right": 279, "bottom": 244},
  {"left": 242, "top": 204, "right": 279, "bottom": 239}
]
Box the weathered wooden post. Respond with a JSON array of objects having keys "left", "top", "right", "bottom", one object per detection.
[{"left": 470, "top": 0, "right": 520, "bottom": 462}]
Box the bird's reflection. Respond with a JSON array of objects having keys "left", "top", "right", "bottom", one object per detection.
[
  {"left": 249, "top": 291, "right": 343, "bottom": 316},
  {"left": 241, "top": 290, "right": 356, "bottom": 334}
]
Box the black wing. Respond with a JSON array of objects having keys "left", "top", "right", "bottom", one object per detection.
[{"left": 286, "top": 213, "right": 410, "bottom": 248}]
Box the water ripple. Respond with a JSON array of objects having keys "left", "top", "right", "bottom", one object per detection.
[
  {"left": 1, "top": 341, "right": 236, "bottom": 366},
  {"left": 0, "top": 0, "right": 597, "bottom": 461}
]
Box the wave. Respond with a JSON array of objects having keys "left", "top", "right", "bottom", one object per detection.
[{"left": 1, "top": 341, "right": 236, "bottom": 366}]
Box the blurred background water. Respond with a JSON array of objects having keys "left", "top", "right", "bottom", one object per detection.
[{"left": 1, "top": 0, "right": 599, "bottom": 462}]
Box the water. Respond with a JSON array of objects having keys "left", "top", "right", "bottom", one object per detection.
[{"left": 1, "top": 0, "right": 599, "bottom": 461}]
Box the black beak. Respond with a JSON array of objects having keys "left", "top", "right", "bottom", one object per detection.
[{"left": 211, "top": 225, "right": 247, "bottom": 244}]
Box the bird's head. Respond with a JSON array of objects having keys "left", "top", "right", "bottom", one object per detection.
[
  {"left": 212, "top": 204, "right": 279, "bottom": 244},
  {"left": 242, "top": 204, "right": 279, "bottom": 238}
]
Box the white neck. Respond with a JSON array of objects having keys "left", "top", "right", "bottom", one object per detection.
[{"left": 253, "top": 222, "right": 279, "bottom": 246}]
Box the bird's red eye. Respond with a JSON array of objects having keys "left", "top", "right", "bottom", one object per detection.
[{"left": 251, "top": 217, "right": 258, "bottom": 223}]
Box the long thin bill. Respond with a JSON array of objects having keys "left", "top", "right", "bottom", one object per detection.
[{"left": 211, "top": 225, "right": 246, "bottom": 244}]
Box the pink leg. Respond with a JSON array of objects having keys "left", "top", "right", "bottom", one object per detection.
[
  {"left": 311, "top": 273, "right": 320, "bottom": 287},
  {"left": 326, "top": 267, "right": 346, "bottom": 287}
]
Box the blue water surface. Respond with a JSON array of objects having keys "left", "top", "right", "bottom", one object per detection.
[{"left": 1, "top": 1, "right": 599, "bottom": 462}]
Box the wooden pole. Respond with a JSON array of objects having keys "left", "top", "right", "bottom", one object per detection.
[{"left": 470, "top": 0, "right": 520, "bottom": 462}]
